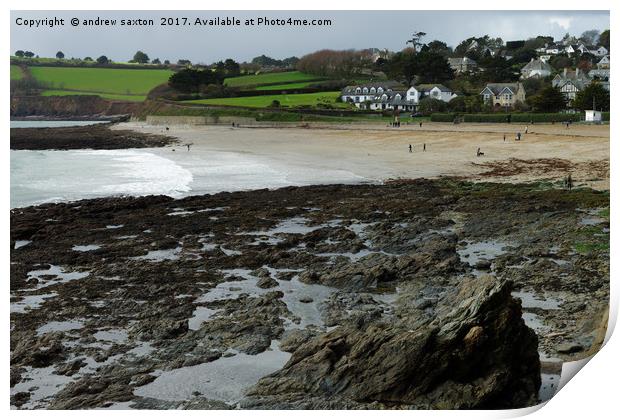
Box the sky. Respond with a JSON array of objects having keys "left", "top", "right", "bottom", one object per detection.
[{"left": 10, "top": 10, "right": 610, "bottom": 63}]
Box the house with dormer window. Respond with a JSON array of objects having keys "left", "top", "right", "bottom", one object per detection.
[{"left": 480, "top": 82, "right": 526, "bottom": 108}]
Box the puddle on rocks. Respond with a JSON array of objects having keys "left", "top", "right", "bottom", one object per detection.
[
  {"left": 131, "top": 247, "right": 182, "bottom": 262},
  {"left": 10, "top": 366, "right": 75, "bottom": 409},
  {"left": 188, "top": 307, "right": 219, "bottom": 330},
  {"left": 457, "top": 240, "right": 510, "bottom": 267},
  {"left": 72, "top": 244, "right": 101, "bottom": 252},
  {"left": 539, "top": 373, "right": 561, "bottom": 402},
  {"left": 194, "top": 267, "right": 336, "bottom": 329},
  {"left": 512, "top": 291, "right": 563, "bottom": 310},
  {"left": 14, "top": 240, "right": 32, "bottom": 249},
  {"left": 93, "top": 328, "right": 129, "bottom": 343},
  {"left": 10, "top": 292, "right": 58, "bottom": 313},
  {"left": 37, "top": 320, "right": 85, "bottom": 336},
  {"left": 26, "top": 265, "right": 90, "bottom": 290},
  {"left": 133, "top": 341, "right": 290, "bottom": 405}
]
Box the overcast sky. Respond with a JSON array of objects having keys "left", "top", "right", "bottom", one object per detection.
[{"left": 11, "top": 10, "right": 609, "bottom": 63}]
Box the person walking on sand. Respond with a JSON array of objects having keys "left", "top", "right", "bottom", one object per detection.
[
  {"left": 419, "top": 121, "right": 423, "bottom": 128},
  {"left": 409, "top": 144, "right": 412, "bottom": 153},
  {"left": 503, "top": 134, "right": 506, "bottom": 142},
  {"left": 525, "top": 126, "right": 529, "bottom": 134},
  {"left": 423, "top": 143, "right": 426, "bottom": 152},
  {"left": 187, "top": 144, "right": 191, "bottom": 152},
  {"left": 567, "top": 174, "right": 573, "bottom": 191}
]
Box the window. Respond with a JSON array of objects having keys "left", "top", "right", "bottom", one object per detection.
[
  {"left": 356, "top": 88, "right": 361, "bottom": 94},
  {"left": 355, "top": 97, "right": 359, "bottom": 102},
  {"left": 363, "top": 87, "right": 368, "bottom": 94},
  {"left": 370, "top": 87, "right": 376, "bottom": 93},
  {"left": 377, "top": 87, "right": 384, "bottom": 94}
]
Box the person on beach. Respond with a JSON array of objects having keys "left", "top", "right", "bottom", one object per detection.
[
  {"left": 477, "top": 147, "right": 484, "bottom": 157},
  {"left": 503, "top": 134, "right": 506, "bottom": 142},
  {"left": 423, "top": 143, "right": 426, "bottom": 152},
  {"left": 516, "top": 132, "right": 521, "bottom": 141},
  {"left": 525, "top": 126, "right": 529, "bottom": 134},
  {"left": 419, "top": 121, "right": 423, "bottom": 128},
  {"left": 409, "top": 144, "right": 412, "bottom": 153},
  {"left": 187, "top": 144, "right": 191, "bottom": 152},
  {"left": 567, "top": 174, "right": 573, "bottom": 191}
]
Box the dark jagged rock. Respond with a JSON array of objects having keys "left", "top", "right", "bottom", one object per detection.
[{"left": 244, "top": 276, "right": 540, "bottom": 409}]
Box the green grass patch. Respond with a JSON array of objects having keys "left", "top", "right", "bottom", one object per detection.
[
  {"left": 29, "top": 66, "right": 172, "bottom": 95},
  {"left": 224, "top": 71, "right": 323, "bottom": 87},
  {"left": 182, "top": 91, "right": 347, "bottom": 108},
  {"left": 10, "top": 65, "right": 24, "bottom": 80},
  {"left": 41, "top": 90, "right": 146, "bottom": 102}
]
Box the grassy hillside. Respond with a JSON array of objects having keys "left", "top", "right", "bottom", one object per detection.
[
  {"left": 10, "top": 65, "right": 24, "bottom": 80},
  {"left": 254, "top": 81, "right": 319, "bottom": 91},
  {"left": 40, "top": 90, "right": 146, "bottom": 102},
  {"left": 30, "top": 66, "right": 173, "bottom": 96},
  {"left": 183, "top": 91, "right": 347, "bottom": 108},
  {"left": 224, "top": 71, "right": 324, "bottom": 88}
]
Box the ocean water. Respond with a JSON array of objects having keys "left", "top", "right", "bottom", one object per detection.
[
  {"left": 10, "top": 121, "right": 107, "bottom": 128},
  {"left": 11, "top": 122, "right": 369, "bottom": 208}
]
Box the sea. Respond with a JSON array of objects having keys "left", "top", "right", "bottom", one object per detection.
[{"left": 10, "top": 121, "right": 368, "bottom": 208}]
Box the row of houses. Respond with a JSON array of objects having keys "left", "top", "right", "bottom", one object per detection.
[
  {"left": 521, "top": 55, "right": 610, "bottom": 80},
  {"left": 536, "top": 42, "right": 608, "bottom": 58},
  {"left": 340, "top": 82, "right": 457, "bottom": 111}
]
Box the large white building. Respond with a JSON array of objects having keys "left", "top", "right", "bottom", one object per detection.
[{"left": 341, "top": 82, "right": 457, "bottom": 111}]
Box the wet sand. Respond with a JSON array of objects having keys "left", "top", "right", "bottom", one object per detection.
[{"left": 117, "top": 122, "right": 610, "bottom": 190}]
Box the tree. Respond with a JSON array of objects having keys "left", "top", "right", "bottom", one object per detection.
[
  {"left": 223, "top": 58, "right": 240, "bottom": 76},
  {"left": 418, "top": 97, "right": 447, "bottom": 114},
  {"left": 414, "top": 51, "right": 454, "bottom": 83},
  {"left": 177, "top": 59, "right": 192, "bottom": 66},
  {"left": 168, "top": 68, "right": 225, "bottom": 93},
  {"left": 527, "top": 86, "right": 566, "bottom": 112},
  {"left": 164, "top": 59, "right": 171, "bottom": 65},
  {"left": 151, "top": 58, "right": 161, "bottom": 65},
  {"left": 579, "top": 29, "right": 600, "bottom": 46},
  {"left": 83, "top": 56, "right": 93, "bottom": 61},
  {"left": 132, "top": 50, "right": 149, "bottom": 64},
  {"left": 572, "top": 82, "right": 610, "bottom": 111},
  {"left": 406, "top": 31, "right": 426, "bottom": 51},
  {"left": 24, "top": 51, "right": 35, "bottom": 58},
  {"left": 424, "top": 40, "right": 452, "bottom": 57},
  {"left": 55, "top": 51, "right": 64, "bottom": 59},
  {"left": 96, "top": 55, "right": 109, "bottom": 64},
  {"left": 599, "top": 30, "right": 610, "bottom": 51},
  {"left": 14, "top": 50, "right": 24, "bottom": 57}
]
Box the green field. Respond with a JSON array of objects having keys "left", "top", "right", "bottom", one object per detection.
[
  {"left": 224, "top": 71, "right": 323, "bottom": 88},
  {"left": 30, "top": 66, "right": 173, "bottom": 95},
  {"left": 10, "top": 65, "right": 24, "bottom": 80},
  {"left": 183, "top": 91, "right": 347, "bottom": 108},
  {"left": 40, "top": 90, "right": 146, "bottom": 102}
]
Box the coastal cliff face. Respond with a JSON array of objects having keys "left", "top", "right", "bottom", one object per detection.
[
  {"left": 10, "top": 95, "right": 140, "bottom": 118},
  {"left": 10, "top": 180, "right": 609, "bottom": 409},
  {"left": 244, "top": 276, "right": 540, "bottom": 409}
]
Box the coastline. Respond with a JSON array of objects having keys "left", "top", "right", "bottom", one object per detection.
[{"left": 10, "top": 179, "right": 609, "bottom": 409}]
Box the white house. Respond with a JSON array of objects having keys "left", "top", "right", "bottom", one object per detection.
[
  {"left": 340, "top": 81, "right": 401, "bottom": 105},
  {"left": 591, "top": 46, "right": 609, "bottom": 57},
  {"left": 520, "top": 58, "right": 553, "bottom": 79},
  {"left": 552, "top": 68, "right": 592, "bottom": 104},
  {"left": 448, "top": 57, "right": 478, "bottom": 74},
  {"left": 341, "top": 82, "right": 456, "bottom": 111}
]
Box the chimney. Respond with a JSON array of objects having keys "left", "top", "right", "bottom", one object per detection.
[
  {"left": 564, "top": 68, "right": 567, "bottom": 77},
  {"left": 576, "top": 68, "right": 579, "bottom": 76}
]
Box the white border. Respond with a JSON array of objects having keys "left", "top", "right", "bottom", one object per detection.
[{"left": 3, "top": 2, "right": 616, "bottom": 419}]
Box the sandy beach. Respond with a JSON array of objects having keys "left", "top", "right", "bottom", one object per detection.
[{"left": 117, "top": 122, "right": 610, "bottom": 190}]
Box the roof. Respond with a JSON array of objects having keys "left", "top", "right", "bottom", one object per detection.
[
  {"left": 522, "top": 58, "right": 553, "bottom": 72},
  {"left": 340, "top": 81, "right": 403, "bottom": 95},
  {"left": 481, "top": 83, "right": 522, "bottom": 95},
  {"left": 415, "top": 84, "right": 452, "bottom": 93}
]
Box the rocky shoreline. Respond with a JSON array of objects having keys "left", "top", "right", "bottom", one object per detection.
[
  {"left": 10, "top": 179, "right": 609, "bottom": 409},
  {"left": 10, "top": 124, "right": 175, "bottom": 150}
]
